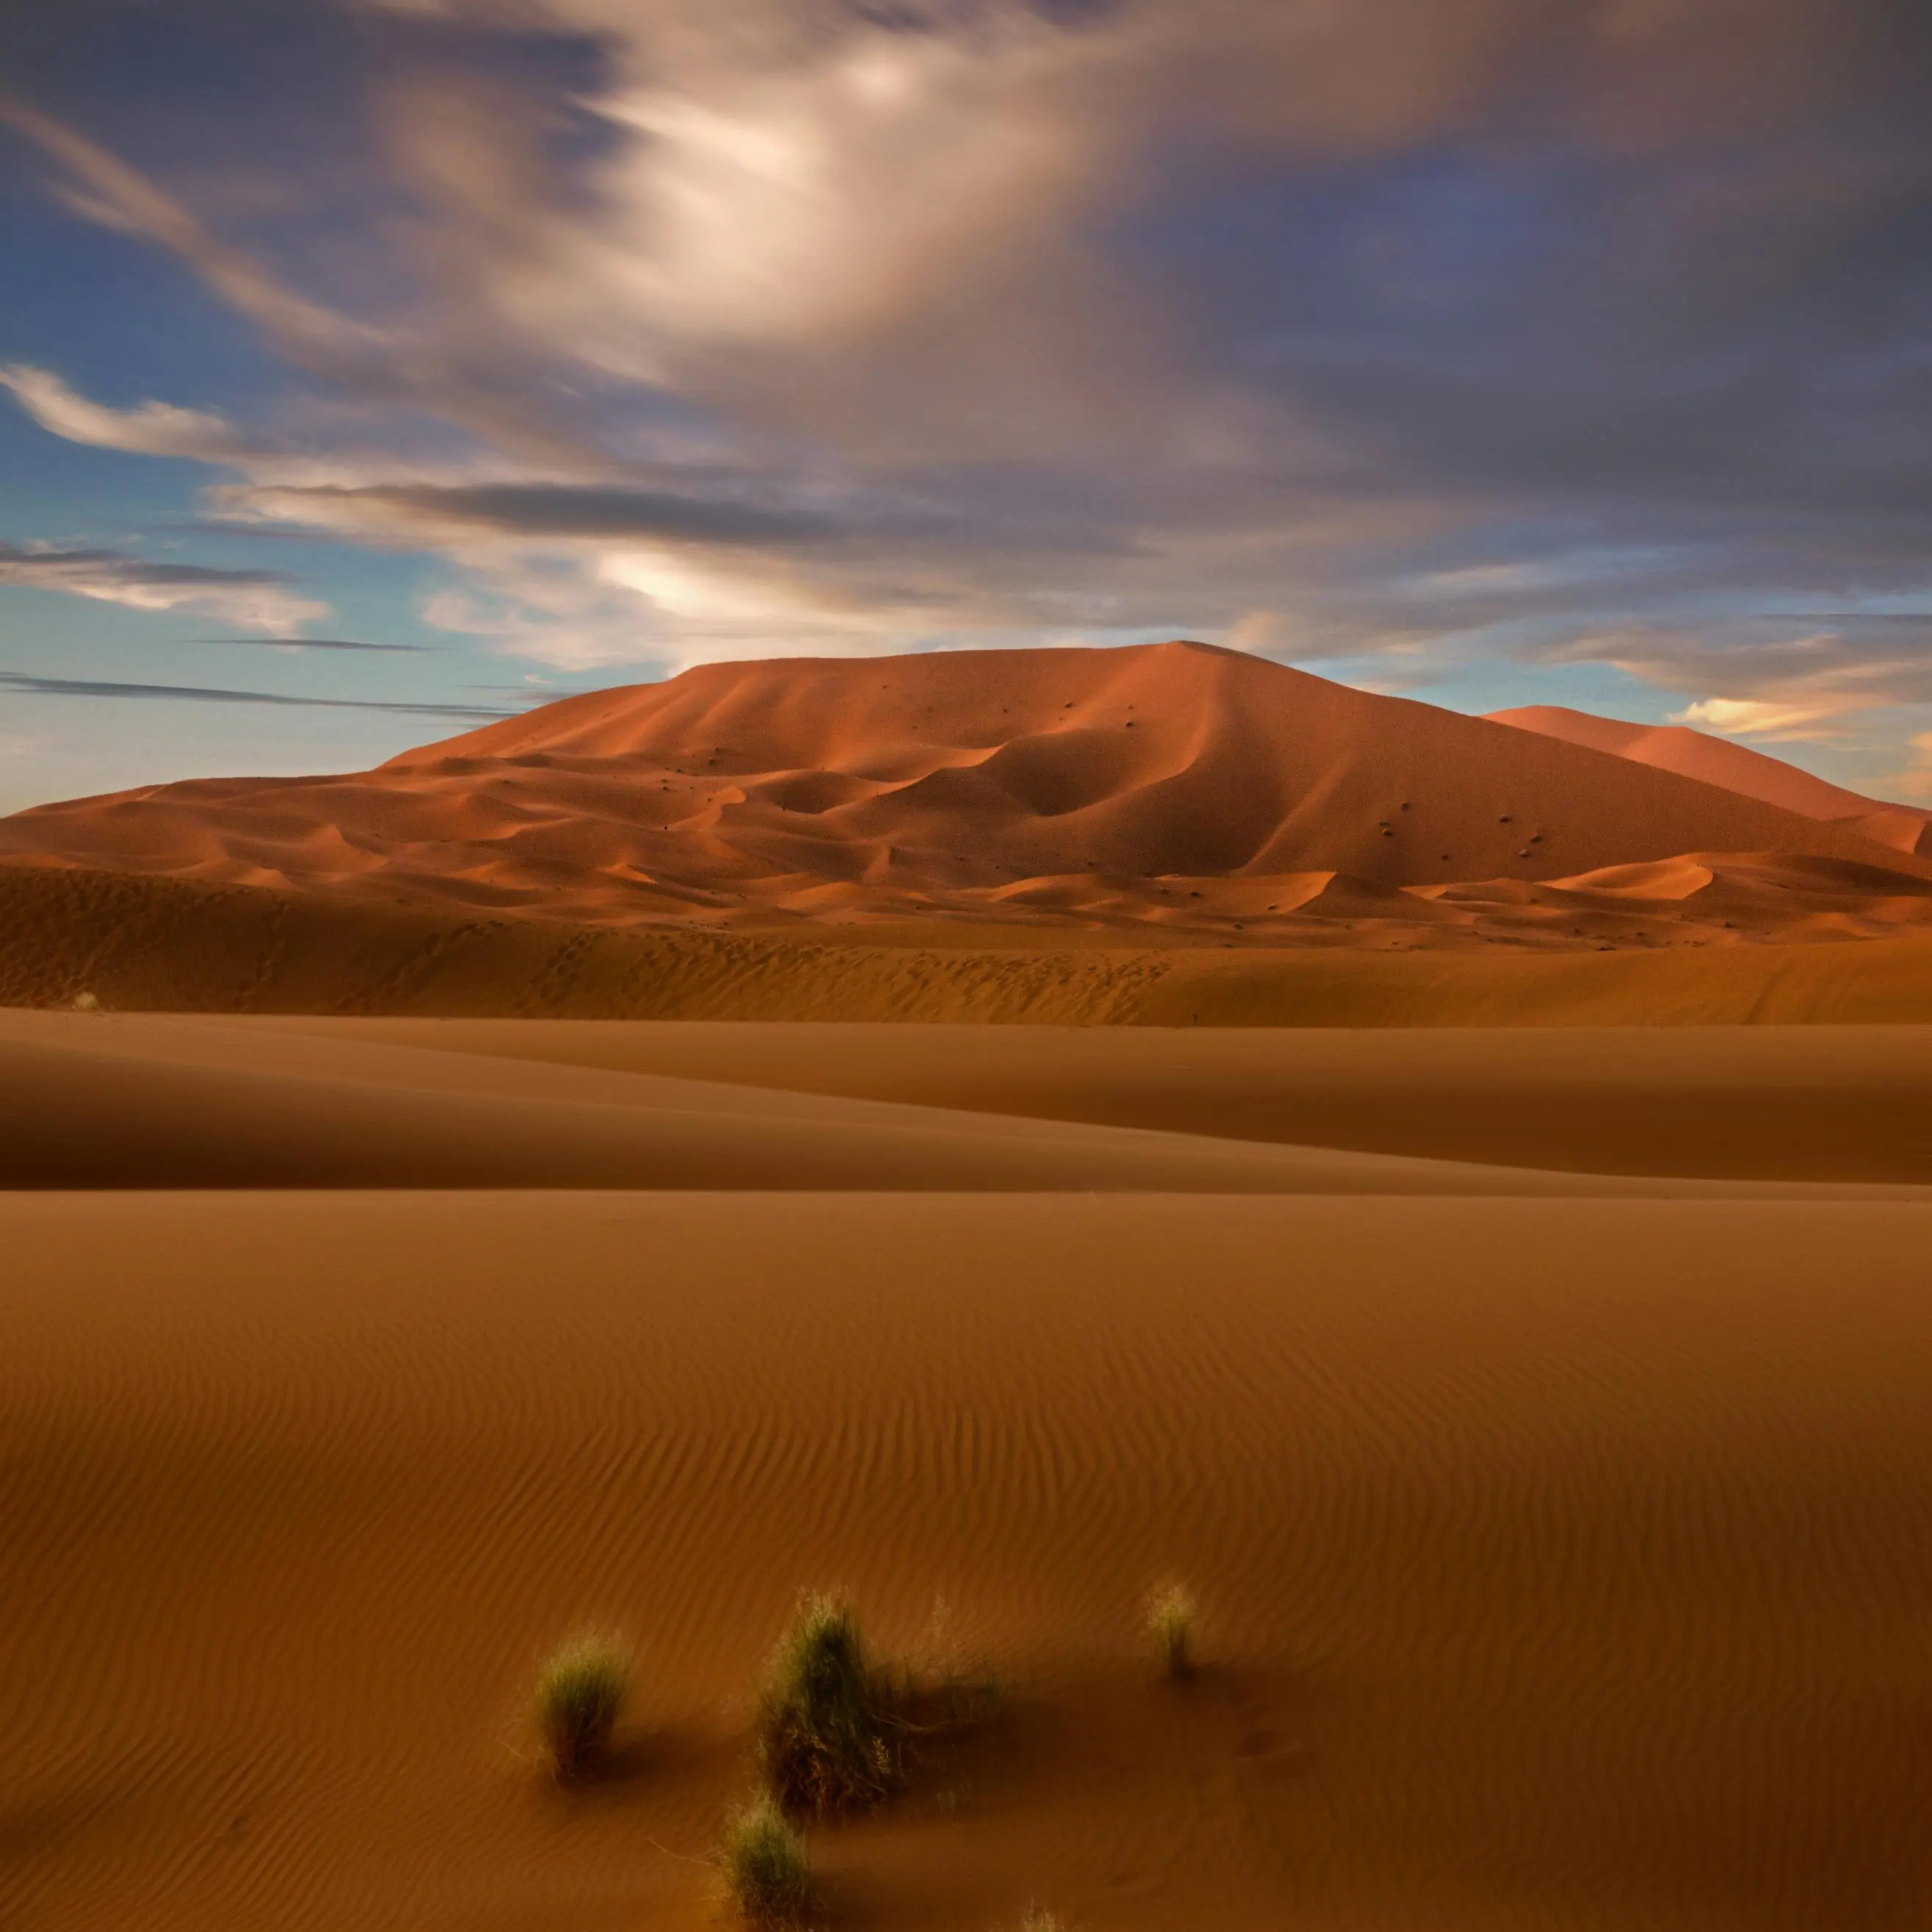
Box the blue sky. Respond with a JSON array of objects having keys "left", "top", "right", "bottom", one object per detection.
[{"left": 4, "top": 0, "right": 1931, "bottom": 813}]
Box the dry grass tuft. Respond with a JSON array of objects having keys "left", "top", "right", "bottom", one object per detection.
[
  {"left": 1145, "top": 1584, "right": 1198, "bottom": 1679},
  {"left": 719, "top": 1794, "right": 815, "bottom": 1923},
  {"left": 532, "top": 1632, "right": 630, "bottom": 1779},
  {"left": 756, "top": 1592, "right": 895, "bottom": 1818}
]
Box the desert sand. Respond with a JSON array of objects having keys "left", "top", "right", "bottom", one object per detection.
[
  {"left": 7, "top": 1013, "right": 1932, "bottom": 1930},
  {"left": 10, "top": 1180, "right": 1932, "bottom": 1931},
  {"left": 9, "top": 645, "right": 1932, "bottom": 1931}
]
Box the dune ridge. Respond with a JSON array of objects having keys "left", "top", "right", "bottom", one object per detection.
[
  {"left": 9, "top": 1007, "right": 1929, "bottom": 1189},
  {"left": 1486, "top": 703, "right": 1932, "bottom": 854},
  {"left": 5, "top": 643, "right": 1930, "bottom": 950}
]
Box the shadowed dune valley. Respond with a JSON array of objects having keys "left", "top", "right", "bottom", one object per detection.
[{"left": 7, "top": 644, "right": 1932, "bottom": 1931}]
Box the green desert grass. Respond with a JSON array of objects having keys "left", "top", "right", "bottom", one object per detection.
[
  {"left": 1145, "top": 1584, "right": 1198, "bottom": 1679},
  {"left": 532, "top": 1632, "right": 630, "bottom": 1779},
  {"left": 756, "top": 1593, "right": 895, "bottom": 1817},
  {"left": 719, "top": 1794, "right": 815, "bottom": 1924}
]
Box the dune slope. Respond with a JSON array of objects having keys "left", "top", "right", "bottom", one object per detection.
[
  {"left": 245, "top": 1015, "right": 1932, "bottom": 1183},
  {"left": 1487, "top": 703, "right": 1931, "bottom": 854}
]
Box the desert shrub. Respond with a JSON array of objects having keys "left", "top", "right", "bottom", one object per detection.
[
  {"left": 1145, "top": 1584, "right": 1197, "bottom": 1679},
  {"left": 756, "top": 1593, "right": 894, "bottom": 1817},
  {"left": 532, "top": 1632, "right": 630, "bottom": 1778},
  {"left": 1017, "top": 1908, "right": 1065, "bottom": 1932},
  {"left": 719, "top": 1795, "right": 815, "bottom": 1923},
  {"left": 71, "top": 990, "right": 99, "bottom": 1012}
]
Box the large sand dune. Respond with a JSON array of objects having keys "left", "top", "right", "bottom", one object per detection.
[{"left": 6, "top": 643, "right": 1930, "bottom": 951}]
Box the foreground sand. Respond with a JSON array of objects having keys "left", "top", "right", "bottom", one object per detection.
[{"left": 8, "top": 1189, "right": 1932, "bottom": 1931}]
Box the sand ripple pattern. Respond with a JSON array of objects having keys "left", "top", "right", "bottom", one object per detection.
[{"left": 7, "top": 1192, "right": 1932, "bottom": 1930}]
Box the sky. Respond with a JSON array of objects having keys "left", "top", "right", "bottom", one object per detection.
[{"left": 3, "top": 0, "right": 1931, "bottom": 813}]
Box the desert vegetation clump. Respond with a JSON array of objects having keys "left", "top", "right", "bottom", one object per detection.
[
  {"left": 532, "top": 1631, "right": 631, "bottom": 1779},
  {"left": 756, "top": 1593, "right": 895, "bottom": 1817},
  {"left": 719, "top": 1794, "right": 815, "bottom": 1923},
  {"left": 1145, "top": 1584, "right": 1198, "bottom": 1680}
]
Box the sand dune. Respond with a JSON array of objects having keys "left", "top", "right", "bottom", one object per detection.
[
  {"left": 15, "top": 1007, "right": 1927, "bottom": 1194},
  {"left": 243, "top": 1015, "right": 1931, "bottom": 1184},
  {"left": 5, "top": 643, "right": 1928, "bottom": 948},
  {"left": 9, "top": 1188, "right": 1932, "bottom": 1931},
  {"left": 1487, "top": 703, "right": 1931, "bottom": 853}
]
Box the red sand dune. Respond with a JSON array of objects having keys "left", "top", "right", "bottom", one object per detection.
[
  {"left": 4, "top": 641, "right": 1930, "bottom": 947},
  {"left": 1486, "top": 703, "right": 1931, "bottom": 855}
]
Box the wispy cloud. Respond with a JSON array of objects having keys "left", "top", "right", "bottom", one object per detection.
[
  {"left": 0, "top": 364, "right": 246, "bottom": 460},
  {"left": 193, "top": 636, "right": 434, "bottom": 654},
  {"left": 0, "top": 93, "right": 387, "bottom": 381},
  {"left": 0, "top": 670, "right": 509, "bottom": 720},
  {"left": 0, "top": 543, "right": 327, "bottom": 637}
]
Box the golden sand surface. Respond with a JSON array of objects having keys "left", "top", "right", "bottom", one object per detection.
[
  {"left": 7, "top": 863, "right": 1932, "bottom": 1026},
  {"left": 8, "top": 1188, "right": 1932, "bottom": 1931},
  {"left": 6, "top": 1009, "right": 1932, "bottom": 1927}
]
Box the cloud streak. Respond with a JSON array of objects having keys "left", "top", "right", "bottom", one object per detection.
[
  {"left": 0, "top": 543, "right": 328, "bottom": 637},
  {"left": 0, "top": 670, "right": 510, "bottom": 720},
  {"left": 193, "top": 636, "right": 435, "bottom": 653}
]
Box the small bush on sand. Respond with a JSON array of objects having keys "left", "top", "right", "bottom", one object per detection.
[
  {"left": 720, "top": 1795, "right": 814, "bottom": 1923},
  {"left": 71, "top": 990, "right": 99, "bottom": 1012},
  {"left": 1145, "top": 1584, "right": 1197, "bottom": 1679},
  {"left": 1017, "top": 1908, "right": 1065, "bottom": 1932},
  {"left": 533, "top": 1632, "right": 630, "bottom": 1778},
  {"left": 756, "top": 1593, "right": 894, "bottom": 1817}
]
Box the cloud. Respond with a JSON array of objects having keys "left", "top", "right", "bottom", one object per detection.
[
  {"left": 0, "top": 544, "right": 329, "bottom": 637},
  {"left": 7, "top": 0, "right": 1932, "bottom": 784},
  {"left": 193, "top": 637, "right": 435, "bottom": 653},
  {"left": 0, "top": 95, "right": 387, "bottom": 379},
  {"left": 1670, "top": 695, "right": 1867, "bottom": 741},
  {"left": 0, "top": 365, "right": 246, "bottom": 460},
  {"left": 223, "top": 481, "right": 842, "bottom": 545},
  {"left": 0, "top": 670, "right": 509, "bottom": 720}
]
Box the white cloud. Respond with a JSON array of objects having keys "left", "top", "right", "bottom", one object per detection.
[
  {"left": 0, "top": 365, "right": 244, "bottom": 460},
  {"left": 1669, "top": 695, "right": 1866, "bottom": 740}
]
